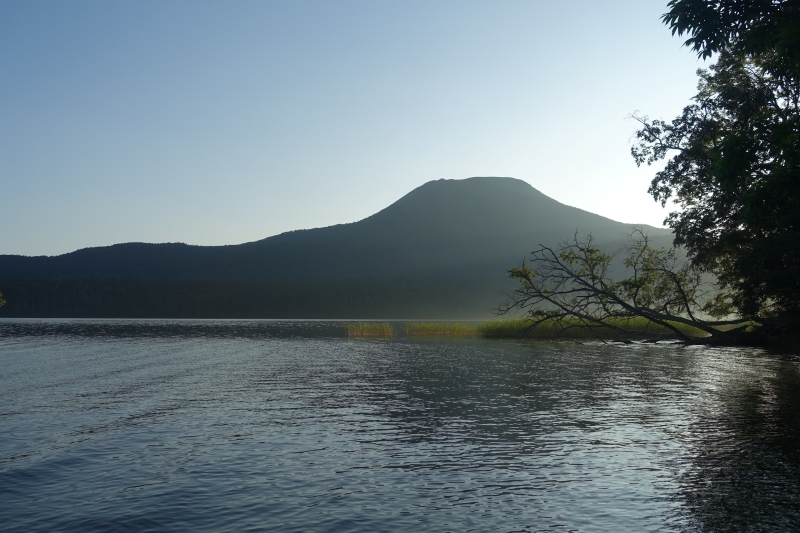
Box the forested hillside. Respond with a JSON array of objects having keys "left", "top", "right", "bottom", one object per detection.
[{"left": 0, "top": 177, "right": 671, "bottom": 318}]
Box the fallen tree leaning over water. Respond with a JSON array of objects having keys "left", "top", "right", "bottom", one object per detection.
[{"left": 500, "top": 231, "right": 754, "bottom": 345}]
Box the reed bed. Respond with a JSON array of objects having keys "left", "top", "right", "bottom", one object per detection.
[
  {"left": 481, "top": 318, "right": 562, "bottom": 338},
  {"left": 404, "top": 322, "right": 482, "bottom": 337},
  {"left": 346, "top": 322, "right": 396, "bottom": 337},
  {"left": 405, "top": 319, "right": 577, "bottom": 339},
  {"left": 405, "top": 317, "right": 709, "bottom": 340}
]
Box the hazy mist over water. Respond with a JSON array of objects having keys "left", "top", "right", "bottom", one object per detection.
[{"left": 2, "top": 320, "right": 798, "bottom": 532}]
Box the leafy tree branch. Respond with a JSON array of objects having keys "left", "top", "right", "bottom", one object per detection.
[{"left": 500, "top": 231, "right": 752, "bottom": 344}]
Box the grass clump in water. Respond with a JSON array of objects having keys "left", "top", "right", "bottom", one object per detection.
[
  {"left": 405, "top": 322, "right": 481, "bottom": 337},
  {"left": 479, "top": 318, "right": 537, "bottom": 338},
  {"left": 405, "top": 319, "right": 561, "bottom": 338},
  {"left": 601, "top": 316, "right": 708, "bottom": 338},
  {"left": 503, "top": 316, "right": 710, "bottom": 339},
  {"left": 346, "top": 322, "right": 395, "bottom": 337},
  {"left": 404, "top": 317, "right": 710, "bottom": 340}
]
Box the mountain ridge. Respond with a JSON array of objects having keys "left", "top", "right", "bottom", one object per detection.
[{"left": 0, "top": 177, "right": 672, "bottom": 318}]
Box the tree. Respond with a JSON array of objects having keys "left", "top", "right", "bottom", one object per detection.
[
  {"left": 630, "top": 0, "right": 800, "bottom": 321},
  {"left": 662, "top": 0, "right": 800, "bottom": 74},
  {"left": 0, "top": 292, "right": 4, "bottom": 308},
  {"left": 501, "top": 231, "right": 751, "bottom": 344}
]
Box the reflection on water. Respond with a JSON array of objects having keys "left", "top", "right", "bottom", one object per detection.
[{"left": 1, "top": 319, "right": 798, "bottom": 532}]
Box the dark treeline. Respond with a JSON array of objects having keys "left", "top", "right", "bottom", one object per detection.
[{"left": 0, "top": 276, "right": 507, "bottom": 319}]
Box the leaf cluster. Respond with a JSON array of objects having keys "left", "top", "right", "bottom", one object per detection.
[{"left": 664, "top": 0, "right": 800, "bottom": 77}]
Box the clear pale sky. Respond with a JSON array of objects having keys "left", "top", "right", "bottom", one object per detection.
[{"left": 1, "top": 0, "right": 705, "bottom": 256}]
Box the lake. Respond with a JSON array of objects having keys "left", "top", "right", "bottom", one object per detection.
[{"left": 1, "top": 319, "right": 799, "bottom": 532}]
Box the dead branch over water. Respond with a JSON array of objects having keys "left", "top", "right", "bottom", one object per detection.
[{"left": 499, "top": 230, "right": 753, "bottom": 345}]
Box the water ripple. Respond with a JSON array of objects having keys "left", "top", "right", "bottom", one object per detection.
[{"left": 1, "top": 319, "right": 799, "bottom": 532}]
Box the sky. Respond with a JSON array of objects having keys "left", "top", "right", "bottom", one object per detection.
[{"left": 1, "top": 0, "right": 706, "bottom": 257}]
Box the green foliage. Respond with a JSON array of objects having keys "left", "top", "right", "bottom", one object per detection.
[
  {"left": 617, "top": 236, "right": 706, "bottom": 319},
  {"left": 631, "top": 0, "right": 800, "bottom": 319},
  {"left": 0, "top": 292, "right": 5, "bottom": 308},
  {"left": 663, "top": 0, "right": 800, "bottom": 75},
  {"left": 346, "top": 323, "right": 395, "bottom": 337}
]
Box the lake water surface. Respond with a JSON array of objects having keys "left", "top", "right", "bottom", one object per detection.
[{"left": 1, "top": 319, "right": 799, "bottom": 532}]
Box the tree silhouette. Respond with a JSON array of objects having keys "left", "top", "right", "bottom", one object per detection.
[{"left": 631, "top": 0, "right": 799, "bottom": 321}]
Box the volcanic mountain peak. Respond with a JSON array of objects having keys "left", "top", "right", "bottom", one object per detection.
[{"left": 0, "top": 177, "right": 673, "bottom": 318}]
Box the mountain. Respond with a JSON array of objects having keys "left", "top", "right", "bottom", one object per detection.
[{"left": 0, "top": 177, "right": 672, "bottom": 318}]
